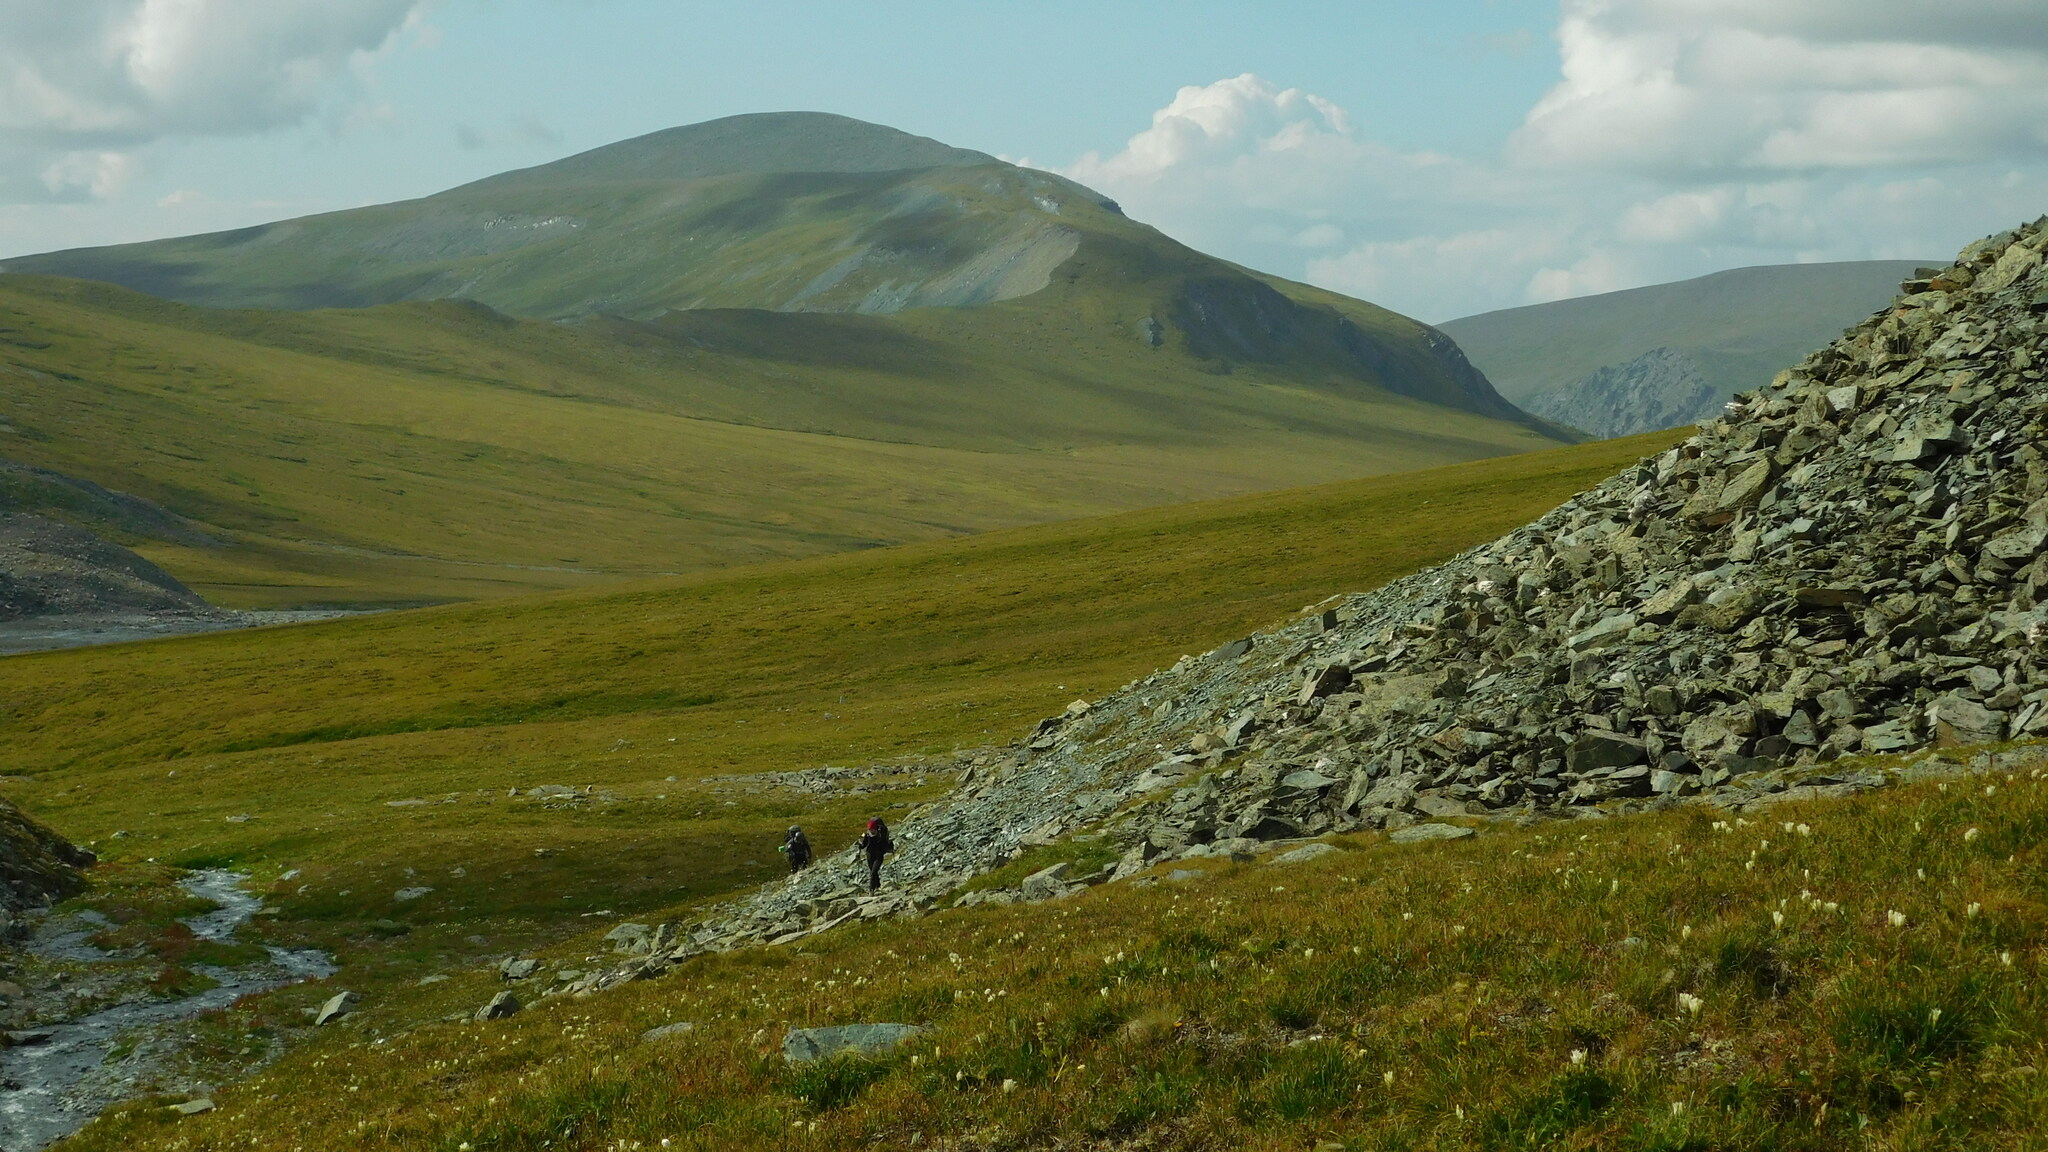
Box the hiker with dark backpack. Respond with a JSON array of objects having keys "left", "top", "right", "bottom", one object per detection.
[
  {"left": 857, "top": 817, "right": 894, "bottom": 892},
  {"left": 780, "top": 825, "right": 812, "bottom": 874}
]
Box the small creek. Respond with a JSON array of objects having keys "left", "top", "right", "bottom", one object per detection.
[{"left": 0, "top": 870, "right": 335, "bottom": 1151}]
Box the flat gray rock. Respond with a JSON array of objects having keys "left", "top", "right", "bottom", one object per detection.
[
  {"left": 1388, "top": 823, "right": 1475, "bottom": 844},
  {"left": 1268, "top": 842, "right": 1341, "bottom": 865},
  {"left": 312, "top": 990, "right": 356, "bottom": 1026},
  {"left": 782, "top": 1023, "right": 923, "bottom": 1063}
]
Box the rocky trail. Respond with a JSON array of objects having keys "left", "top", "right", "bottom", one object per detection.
[
  {"left": 532, "top": 215, "right": 2048, "bottom": 996},
  {"left": 0, "top": 871, "right": 333, "bottom": 1152}
]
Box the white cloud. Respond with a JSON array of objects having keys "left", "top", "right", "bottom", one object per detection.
[
  {"left": 1511, "top": 0, "right": 2048, "bottom": 173},
  {"left": 1057, "top": 2, "right": 2048, "bottom": 321},
  {"left": 0, "top": 0, "right": 424, "bottom": 202}
]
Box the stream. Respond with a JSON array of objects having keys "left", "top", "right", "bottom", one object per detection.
[{"left": 0, "top": 870, "right": 335, "bottom": 1151}]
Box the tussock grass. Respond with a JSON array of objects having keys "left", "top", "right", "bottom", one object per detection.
[{"left": 66, "top": 755, "right": 2048, "bottom": 1151}]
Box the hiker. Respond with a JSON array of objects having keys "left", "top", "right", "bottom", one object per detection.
[
  {"left": 856, "top": 817, "right": 894, "bottom": 892},
  {"left": 780, "top": 825, "right": 812, "bottom": 874}
]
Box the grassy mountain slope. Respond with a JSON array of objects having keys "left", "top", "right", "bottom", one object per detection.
[
  {"left": 0, "top": 432, "right": 1676, "bottom": 926},
  {"left": 0, "top": 263, "right": 1561, "bottom": 608},
  {"left": 10, "top": 427, "right": 2044, "bottom": 1151},
  {"left": 2, "top": 112, "right": 1548, "bottom": 433},
  {"left": 1439, "top": 260, "right": 1925, "bottom": 434}
]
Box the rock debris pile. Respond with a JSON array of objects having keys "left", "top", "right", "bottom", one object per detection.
[{"left": 557, "top": 217, "right": 2048, "bottom": 987}]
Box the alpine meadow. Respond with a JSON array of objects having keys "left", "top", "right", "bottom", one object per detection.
[{"left": 0, "top": 31, "right": 2045, "bottom": 1152}]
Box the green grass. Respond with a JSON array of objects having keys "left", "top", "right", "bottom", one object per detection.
[
  {"left": 0, "top": 267, "right": 1562, "bottom": 609},
  {"left": 60, "top": 752, "right": 2048, "bottom": 1152},
  {"left": 11, "top": 422, "right": 2044, "bottom": 1149},
  {"left": 0, "top": 433, "right": 1673, "bottom": 1023}
]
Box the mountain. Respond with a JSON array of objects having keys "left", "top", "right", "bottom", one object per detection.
[
  {"left": 1, "top": 112, "right": 1535, "bottom": 432},
  {"left": 1439, "top": 259, "right": 1927, "bottom": 436},
  {"left": 0, "top": 114, "right": 1566, "bottom": 607}
]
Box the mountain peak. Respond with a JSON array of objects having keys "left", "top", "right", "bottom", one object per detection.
[{"left": 463, "top": 111, "right": 997, "bottom": 191}]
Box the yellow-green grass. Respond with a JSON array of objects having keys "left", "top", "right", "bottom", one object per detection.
[
  {"left": 3, "top": 433, "right": 1676, "bottom": 953},
  {"left": 65, "top": 751, "right": 2048, "bottom": 1152},
  {"left": 0, "top": 265, "right": 1562, "bottom": 609}
]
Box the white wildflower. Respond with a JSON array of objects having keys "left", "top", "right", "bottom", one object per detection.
[
  {"left": 1888, "top": 910, "right": 1908, "bottom": 928},
  {"left": 1569, "top": 1049, "right": 1587, "bottom": 1066}
]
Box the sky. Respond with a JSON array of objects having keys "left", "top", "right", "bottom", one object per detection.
[{"left": 1, "top": 0, "right": 2044, "bottom": 321}]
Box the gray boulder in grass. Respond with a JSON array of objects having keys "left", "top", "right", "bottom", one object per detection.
[{"left": 781, "top": 1023, "right": 924, "bottom": 1063}]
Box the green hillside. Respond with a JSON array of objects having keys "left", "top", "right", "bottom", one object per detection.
[
  {"left": 2, "top": 113, "right": 1538, "bottom": 427},
  {"left": 0, "top": 432, "right": 1675, "bottom": 924},
  {"left": 1439, "top": 260, "right": 1924, "bottom": 435},
  {"left": 9, "top": 427, "right": 2044, "bottom": 1151},
  {"left": 0, "top": 270, "right": 1563, "bottom": 609},
  {"left": 0, "top": 113, "right": 1574, "bottom": 608}
]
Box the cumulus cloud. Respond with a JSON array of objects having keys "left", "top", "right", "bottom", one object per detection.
[
  {"left": 0, "top": 0, "right": 423, "bottom": 202},
  {"left": 1513, "top": 0, "right": 2048, "bottom": 174},
  {"left": 1056, "top": 2, "right": 2048, "bottom": 321}
]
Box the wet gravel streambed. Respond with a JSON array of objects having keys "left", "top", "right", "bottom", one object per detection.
[{"left": 0, "top": 870, "right": 333, "bottom": 1151}]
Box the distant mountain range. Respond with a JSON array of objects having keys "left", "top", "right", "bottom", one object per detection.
[
  {"left": 0, "top": 113, "right": 1569, "bottom": 608},
  {"left": 1440, "top": 260, "right": 1927, "bottom": 437}
]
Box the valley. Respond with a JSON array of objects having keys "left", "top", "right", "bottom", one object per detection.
[
  {"left": 0, "top": 98, "right": 2041, "bottom": 1152},
  {"left": 0, "top": 114, "right": 1570, "bottom": 611}
]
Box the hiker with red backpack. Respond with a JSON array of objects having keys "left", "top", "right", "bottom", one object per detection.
[{"left": 857, "top": 817, "right": 894, "bottom": 892}]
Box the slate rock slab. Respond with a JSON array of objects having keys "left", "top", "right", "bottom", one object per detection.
[
  {"left": 782, "top": 1023, "right": 924, "bottom": 1064},
  {"left": 1388, "top": 824, "right": 1475, "bottom": 844},
  {"left": 1268, "top": 842, "right": 1341, "bottom": 865}
]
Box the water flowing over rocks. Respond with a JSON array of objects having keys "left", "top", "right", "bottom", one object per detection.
[
  {"left": 559, "top": 217, "right": 2048, "bottom": 987},
  {"left": 0, "top": 871, "right": 334, "bottom": 1151}
]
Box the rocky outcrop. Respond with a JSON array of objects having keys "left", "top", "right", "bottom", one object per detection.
[
  {"left": 557, "top": 217, "right": 2048, "bottom": 987},
  {"left": 0, "top": 512, "right": 208, "bottom": 620},
  {"left": 0, "top": 797, "right": 93, "bottom": 917}
]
